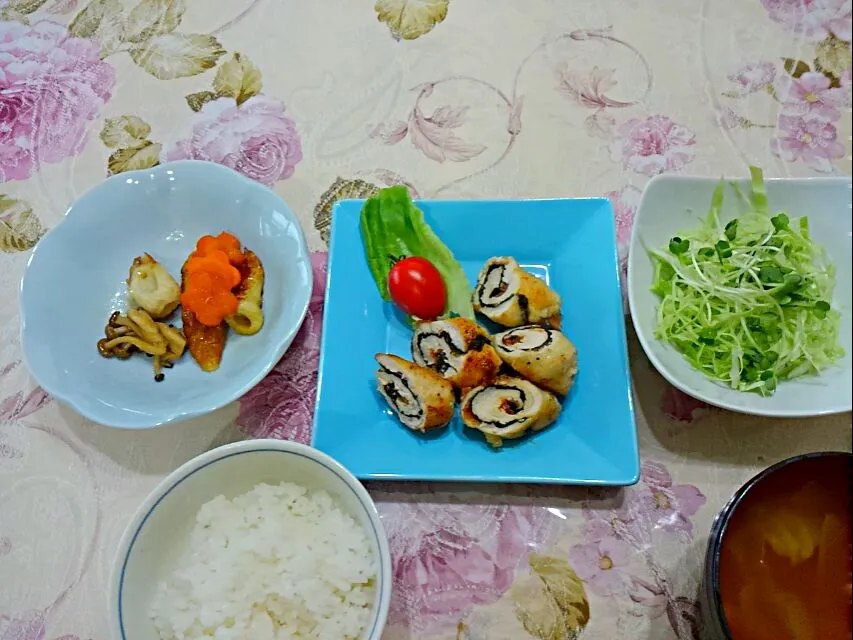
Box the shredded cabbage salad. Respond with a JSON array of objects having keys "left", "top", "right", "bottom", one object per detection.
[{"left": 649, "top": 166, "right": 843, "bottom": 396}]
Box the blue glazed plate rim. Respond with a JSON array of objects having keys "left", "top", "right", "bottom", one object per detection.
[
  {"left": 313, "top": 197, "right": 639, "bottom": 486},
  {"left": 18, "top": 160, "right": 312, "bottom": 429}
]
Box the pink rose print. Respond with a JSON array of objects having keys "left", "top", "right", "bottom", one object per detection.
[
  {"left": 728, "top": 61, "right": 777, "bottom": 93},
  {"left": 660, "top": 385, "right": 714, "bottom": 422},
  {"left": 235, "top": 338, "right": 318, "bottom": 443},
  {"left": 377, "top": 498, "right": 552, "bottom": 634},
  {"left": 716, "top": 106, "right": 742, "bottom": 130},
  {"left": 0, "top": 361, "right": 18, "bottom": 377},
  {"left": 577, "top": 462, "right": 706, "bottom": 636},
  {"left": 0, "top": 612, "right": 44, "bottom": 640},
  {"left": 612, "top": 115, "right": 696, "bottom": 176},
  {"left": 44, "top": 0, "right": 80, "bottom": 13},
  {"left": 0, "top": 387, "right": 51, "bottom": 422},
  {"left": 371, "top": 120, "right": 409, "bottom": 145},
  {"left": 582, "top": 461, "right": 706, "bottom": 548},
  {"left": 556, "top": 65, "right": 625, "bottom": 110},
  {"left": 0, "top": 610, "right": 82, "bottom": 640},
  {"left": 841, "top": 69, "right": 852, "bottom": 107},
  {"left": 237, "top": 253, "right": 326, "bottom": 442},
  {"left": 0, "top": 431, "right": 23, "bottom": 460},
  {"left": 584, "top": 109, "right": 617, "bottom": 139},
  {"left": 606, "top": 185, "right": 641, "bottom": 311},
  {"left": 770, "top": 114, "right": 846, "bottom": 171},
  {"left": 776, "top": 71, "right": 847, "bottom": 120},
  {"left": 762, "top": 0, "right": 852, "bottom": 40},
  {"left": 606, "top": 184, "right": 642, "bottom": 247},
  {"left": 0, "top": 20, "right": 115, "bottom": 182},
  {"left": 356, "top": 169, "right": 420, "bottom": 197},
  {"left": 634, "top": 461, "right": 706, "bottom": 539},
  {"left": 370, "top": 101, "right": 486, "bottom": 163},
  {"left": 568, "top": 536, "right": 634, "bottom": 597},
  {"left": 628, "top": 576, "right": 669, "bottom": 616},
  {"left": 408, "top": 102, "right": 486, "bottom": 162},
  {"left": 165, "top": 95, "right": 302, "bottom": 186},
  {"left": 581, "top": 503, "right": 636, "bottom": 543}
]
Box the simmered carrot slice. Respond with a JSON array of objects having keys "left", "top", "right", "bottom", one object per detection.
[
  {"left": 195, "top": 232, "right": 245, "bottom": 266},
  {"left": 181, "top": 250, "right": 241, "bottom": 327}
]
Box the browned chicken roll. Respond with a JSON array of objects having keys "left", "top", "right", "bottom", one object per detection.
[
  {"left": 493, "top": 325, "right": 578, "bottom": 395},
  {"left": 411, "top": 317, "right": 501, "bottom": 390},
  {"left": 472, "top": 257, "right": 562, "bottom": 328},
  {"left": 460, "top": 375, "right": 561, "bottom": 448},
  {"left": 375, "top": 354, "right": 455, "bottom": 432}
]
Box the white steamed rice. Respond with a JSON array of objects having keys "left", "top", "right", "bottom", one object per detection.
[{"left": 149, "top": 482, "right": 377, "bottom": 639}]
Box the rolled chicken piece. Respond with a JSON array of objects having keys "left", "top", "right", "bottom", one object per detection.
[
  {"left": 411, "top": 317, "right": 502, "bottom": 390},
  {"left": 375, "top": 354, "right": 455, "bottom": 432},
  {"left": 493, "top": 325, "right": 578, "bottom": 395},
  {"left": 460, "top": 375, "right": 561, "bottom": 448},
  {"left": 472, "top": 257, "right": 561, "bottom": 328}
]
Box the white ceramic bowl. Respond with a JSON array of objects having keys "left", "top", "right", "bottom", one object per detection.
[
  {"left": 628, "top": 174, "right": 852, "bottom": 417},
  {"left": 20, "top": 160, "right": 312, "bottom": 428},
  {"left": 110, "top": 439, "right": 392, "bottom": 640}
]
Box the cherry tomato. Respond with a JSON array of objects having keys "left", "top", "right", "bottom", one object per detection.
[{"left": 388, "top": 256, "right": 447, "bottom": 320}]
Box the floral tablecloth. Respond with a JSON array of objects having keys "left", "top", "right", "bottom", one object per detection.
[{"left": 1, "top": 0, "right": 851, "bottom": 638}]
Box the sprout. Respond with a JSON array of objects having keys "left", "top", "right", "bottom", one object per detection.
[{"left": 648, "top": 167, "right": 843, "bottom": 396}]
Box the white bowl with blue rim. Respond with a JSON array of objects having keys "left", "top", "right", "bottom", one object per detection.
[
  {"left": 19, "top": 160, "right": 312, "bottom": 428},
  {"left": 110, "top": 439, "right": 392, "bottom": 640},
  {"left": 628, "top": 173, "right": 852, "bottom": 417}
]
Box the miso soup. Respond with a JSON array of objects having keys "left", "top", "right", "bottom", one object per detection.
[{"left": 718, "top": 455, "right": 852, "bottom": 640}]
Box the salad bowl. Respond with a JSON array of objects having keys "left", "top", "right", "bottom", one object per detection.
[
  {"left": 19, "top": 161, "right": 312, "bottom": 428},
  {"left": 628, "top": 173, "right": 852, "bottom": 417}
]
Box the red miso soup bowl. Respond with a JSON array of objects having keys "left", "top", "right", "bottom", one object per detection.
[{"left": 702, "top": 451, "right": 852, "bottom": 640}]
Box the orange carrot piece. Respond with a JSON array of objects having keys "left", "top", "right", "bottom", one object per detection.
[
  {"left": 194, "top": 232, "right": 245, "bottom": 266},
  {"left": 195, "top": 235, "right": 221, "bottom": 257},
  {"left": 181, "top": 249, "right": 242, "bottom": 326},
  {"left": 185, "top": 251, "right": 241, "bottom": 288}
]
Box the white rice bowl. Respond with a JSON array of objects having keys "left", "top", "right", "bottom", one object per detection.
[{"left": 148, "top": 482, "right": 377, "bottom": 640}]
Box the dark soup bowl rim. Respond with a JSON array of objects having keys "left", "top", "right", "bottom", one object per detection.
[{"left": 704, "top": 450, "right": 852, "bottom": 639}]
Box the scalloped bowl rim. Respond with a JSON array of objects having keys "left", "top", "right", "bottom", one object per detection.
[{"left": 18, "top": 160, "right": 312, "bottom": 428}]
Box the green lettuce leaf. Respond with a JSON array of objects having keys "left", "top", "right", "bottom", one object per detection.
[{"left": 359, "top": 185, "right": 474, "bottom": 319}]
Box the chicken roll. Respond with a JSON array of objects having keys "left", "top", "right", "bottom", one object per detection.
[
  {"left": 472, "top": 256, "right": 561, "bottom": 328},
  {"left": 460, "top": 375, "right": 561, "bottom": 447},
  {"left": 411, "top": 317, "right": 502, "bottom": 390},
  {"left": 493, "top": 325, "right": 578, "bottom": 395},
  {"left": 375, "top": 354, "right": 455, "bottom": 432}
]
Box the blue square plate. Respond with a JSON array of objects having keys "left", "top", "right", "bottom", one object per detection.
[{"left": 313, "top": 198, "right": 639, "bottom": 485}]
